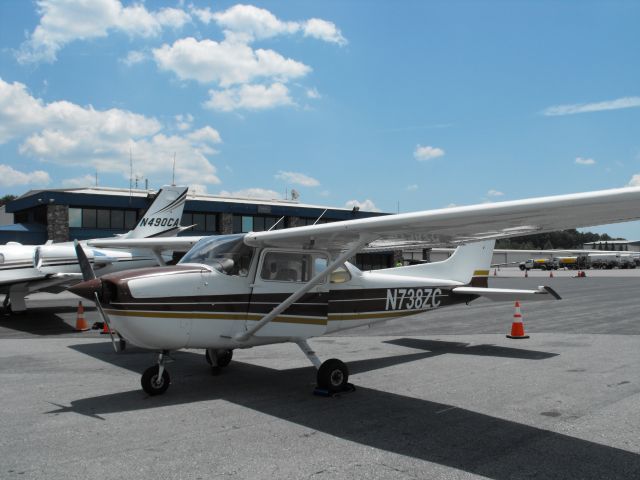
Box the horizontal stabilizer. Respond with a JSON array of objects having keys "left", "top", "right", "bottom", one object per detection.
[{"left": 452, "top": 285, "right": 561, "bottom": 301}]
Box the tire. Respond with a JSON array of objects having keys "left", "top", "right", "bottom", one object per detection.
[
  {"left": 141, "top": 365, "right": 170, "bottom": 396},
  {"left": 205, "top": 349, "right": 233, "bottom": 367},
  {"left": 519, "top": 265, "right": 525, "bottom": 271},
  {"left": 216, "top": 350, "right": 233, "bottom": 367},
  {"left": 317, "top": 359, "right": 349, "bottom": 392}
]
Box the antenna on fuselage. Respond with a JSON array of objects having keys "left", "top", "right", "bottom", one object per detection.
[
  {"left": 268, "top": 216, "right": 285, "bottom": 231},
  {"left": 312, "top": 209, "right": 327, "bottom": 225}
]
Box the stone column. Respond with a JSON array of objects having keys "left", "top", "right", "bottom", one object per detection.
[
  {"left": 47, "top": 204, "right": 69, "bottom": 243},
  {"left": 220, "top": 212, "right": 234, "bottom": 234}
]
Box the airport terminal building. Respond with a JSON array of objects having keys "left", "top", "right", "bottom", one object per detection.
[{"left": 1, "top": 186, "right": 398, "bottom": 269}]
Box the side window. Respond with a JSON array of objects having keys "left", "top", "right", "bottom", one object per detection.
[{"left": 260, "top": 252, "right": 328, "bottom": 282}]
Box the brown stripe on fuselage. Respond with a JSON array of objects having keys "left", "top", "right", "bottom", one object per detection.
[{"left": 102, "top": 285, "right": 474, "bottom": 327}]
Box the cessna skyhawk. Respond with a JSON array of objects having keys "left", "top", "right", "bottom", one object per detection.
[
  {"left": 70, "top": 186, "right": 640, "bottom": 396},
  {"left": 0, "top": 185, "right": 200, "bottom": 313}
]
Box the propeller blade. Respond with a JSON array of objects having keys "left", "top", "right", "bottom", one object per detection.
[
  {"left": 94, "top": 292, "right": 119, "bottom": 353},
  {"left": 74, "top": 240, "right": 96, "bottom": 281}
]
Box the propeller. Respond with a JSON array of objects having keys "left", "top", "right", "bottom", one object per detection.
[{"left": 73, "top": 240, "right": 119, "bottom": 353}]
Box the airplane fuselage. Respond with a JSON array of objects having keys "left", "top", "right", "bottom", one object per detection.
[{"left": 75, "top": 262, "right": 477, "bottom": 351}]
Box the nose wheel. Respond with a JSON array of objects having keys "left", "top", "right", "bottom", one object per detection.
[{"left": 141, "top": 351, "right": 171, "bottom": 396}]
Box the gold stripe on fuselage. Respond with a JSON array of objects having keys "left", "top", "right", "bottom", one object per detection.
[{"left": 103, "top": 308, "right": 427, "bottom": 325}]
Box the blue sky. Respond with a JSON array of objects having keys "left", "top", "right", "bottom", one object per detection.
[{"left": 1, "top": 1, "right": 639, "bottom": 238}]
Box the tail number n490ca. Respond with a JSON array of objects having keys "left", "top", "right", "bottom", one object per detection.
[{"left": 386, "top": 288, "right": 442, "bottom": 311}]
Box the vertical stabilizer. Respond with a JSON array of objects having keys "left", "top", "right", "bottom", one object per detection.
[
  {"left": 382, "top": 239, "right": 495, "bottom": 285},
  {"left": 125, "top": 186, "right": 188, "bottom": 239}
]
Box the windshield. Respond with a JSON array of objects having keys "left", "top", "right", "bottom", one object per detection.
[{"left": 179, "top": 234, "right": 254, "bottom": 276}]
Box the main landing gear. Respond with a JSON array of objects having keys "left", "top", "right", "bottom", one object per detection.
[
  {"left": 296, "top": 339, "right": 353, "bottom": 395},
  {"left": 205, "top": 348, "right": 233, "bottom": 375},
  {"left": 139, "top": 342, "right": 349, "bottom": 397}
]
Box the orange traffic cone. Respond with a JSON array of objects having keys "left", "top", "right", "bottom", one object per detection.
[
  {"left": 74, "top": 301, "right": 89, "bottom": 332},
  {"left": 100, "top": 320, "right": 111, "bottom": 335},
  {"left": 506, "top": 301, "right": 529, "bottom": 339},
  {"left": 549, "top": 270, "right": 554, "bottom": 278},
  {"left": 524, "top": 269, "right": 528, "bottom": 278}
]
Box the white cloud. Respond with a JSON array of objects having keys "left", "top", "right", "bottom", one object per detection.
[
  {"left": 174, "top": 114, "right": 194, "bottom": 131},
  {"left": 219, "top": 188, "right": 282, "bottom": 200},
  {"left": 0, "top": 78, "right": 221, "bottom": 187},
  {"left": 487, "top": 189, "right": 504, "bottom": 197},
  {"left": 187, "top": 126, "right": 222, "bottom": 144},
  {"left": 121, "top": 50, "right": 147, "bottom": 66},
  {"left": 306, "top": 87, "right": 321, "bottom": 99},
  {"left": 209, "top": 4, "right": 299, "bottom": 41},
  {"left": 627, "top": 174, "right": 640, "bottom": 187},
  {"left": 414, "top": 144, "right": 445, "bottom": 161},
  {"left": 575, "top": 157, "right": 596, "bottom": 165},
  {"left": 192, "top": 4, "right": 346, "bottom": 46},
  {"left": 153, "top": 37, "right": 310, "bottom": 87},
  {"left": 204, "top": 83, "right": 294, "bottom": 112},
  {"left": 406, "top": 184, "right": 418, "bottom": 191},
  {"left": 303, "top": 19, "right": 347, "bottom": 46},
  {"left": 345, "top": 199, "right": 379, "bottom": 212},
  {"left": 62, "top": 174, "right": 96, "bottom": 188},
  {"left": 543, "top": 97, "right": 640, "bottom": 116},
  {"left": 0, "top": 164, "right": 50, "bottom": 187},
  {"left": 275, "top": 171, "right": 320, "bottom": 187},
  {"left": 17, "top": 0, "right": 191, "bottom": 64}
]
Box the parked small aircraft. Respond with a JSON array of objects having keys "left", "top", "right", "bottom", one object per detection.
[
  {"left": 70, "top": 186, "right": 640, "bottom": 396},
  {"left": 0, "top": 185, "right": 200, "bottom": 313}
]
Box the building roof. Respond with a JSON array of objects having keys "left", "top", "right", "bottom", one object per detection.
[{"left": 6, "top": 186, "right": 385, "bottom": 221}]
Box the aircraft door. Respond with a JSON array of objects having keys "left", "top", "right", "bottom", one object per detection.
[{"left": 248, "top": 249, "right": 329, "bottom": 338}]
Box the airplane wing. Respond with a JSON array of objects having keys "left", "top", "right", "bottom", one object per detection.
[
  {"left": 87, "top": 236, "right": 204, "bottom": 252},
  {"left": 245, "top": 187, "right": 640, "bottom": 251}
]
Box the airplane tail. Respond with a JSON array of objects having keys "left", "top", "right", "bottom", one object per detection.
[
  {"left": 382, "top": 239, "right": 495, "bottom": 286},
  {"left": 125, "top": 186, "right": 188, "bottom": 239}
]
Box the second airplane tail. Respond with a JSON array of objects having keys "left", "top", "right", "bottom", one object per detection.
[{"left": 125, "top": 186, "right": 188, "bottom": 239}]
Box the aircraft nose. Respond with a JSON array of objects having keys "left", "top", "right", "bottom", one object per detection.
[{"left": 69, "top": 278, "right": 102, "bottom": 302}]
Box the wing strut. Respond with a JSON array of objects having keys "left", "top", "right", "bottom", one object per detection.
[{"left": 235, "top": 238, "right": 369, "bottom": 342}]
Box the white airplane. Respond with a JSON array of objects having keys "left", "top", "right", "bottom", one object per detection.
[
  {"left": 70, "top": 186, "right": 640, "bottom": 396},
  {"left": 0, "top": 185, "right": 200, "bottom": 313}
]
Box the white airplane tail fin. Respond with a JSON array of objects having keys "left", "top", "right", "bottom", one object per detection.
[
  {"left": 125, "top": 186, "right": 188, "bottom": 239},
  {"left": 383, "top": 239, "right": 495, "bottom": 286}
]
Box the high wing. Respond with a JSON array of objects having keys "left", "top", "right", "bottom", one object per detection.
[
  {"left": 244, "top": 187, "right": 640, "bottom": 251},
  {"left": 87, "top": 236, "right": 203, "bottom": 252}
]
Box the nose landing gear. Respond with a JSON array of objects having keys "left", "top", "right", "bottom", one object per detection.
[{"left": 141, "top": 350, "right": 171, "bottom": 396}]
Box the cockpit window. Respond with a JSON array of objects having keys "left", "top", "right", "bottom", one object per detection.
[{"left": 179, "top": 234, "right": 254, "bottom": 276}]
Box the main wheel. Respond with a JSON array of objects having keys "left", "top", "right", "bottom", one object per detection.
[
  {"left": 216, "top": 350, "right": 233, "bottom": 367},
  {"left": 205, "top": 349, "right": 233, "bottom": 367},
  {"left": 141, "top": 365, "right": 170, "bottom": 396},
  {"left": 317, "top": 359, "right": 349, "bottom": 392}
]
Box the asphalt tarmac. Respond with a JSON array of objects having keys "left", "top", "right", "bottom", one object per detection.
[{"left": 0, "top": 269, "right": 638, "bottom": 479}]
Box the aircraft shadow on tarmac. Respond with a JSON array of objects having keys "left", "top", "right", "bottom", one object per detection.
[
  {"left": 47, "top": 341, "right": 640, "bottom": 479},
  {"left": 0, "top": 307, "right": 89, "bottom": 336}
]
